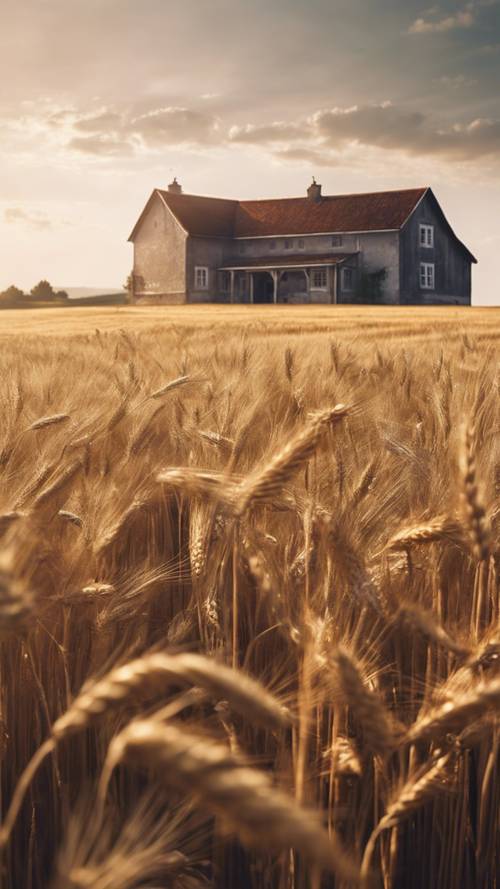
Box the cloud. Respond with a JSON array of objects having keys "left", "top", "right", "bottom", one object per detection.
[
  {"left": 272, "top": 146, "right": 341, "bottom": 167},
  {"left": 65, "top": 105, "right": 220, "bottom": 155},
  {"left": 437, "top": 73, "right": 477, "bottom": 87},
  {"left": 229, "top": 121, "right": 305, "bottom": 144},
  {"left": 73, "top": 110, "right": 124, "bottom": 133},
  {"left": 409, "top": 5, "right": 475, "bottom": 33},
  {"left": 225, "top": 103, "right": 500, "bottom": 165},
  {"left": 130, "top": 106, "right": 219, "bottom": 147},
  {"left": 68, "top": 134, "right": 135, "bottom": 156},
  {"left": 4, "top": 207, "right": 53, "bottom": 230},
  {"left": 315, "top": 105, "right": 500, "bottom": 160}
]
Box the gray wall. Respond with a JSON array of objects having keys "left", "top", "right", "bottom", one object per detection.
[
  {"left": 133, "top": 194, "right": 187, "bottom": 303},
  {"left": 186, "top": 237, "right": 233, "bottom": 302},
  {"left": 356, "top": 232, "right": 400, "bottom": 304},
  {"left": 400, "top": 192, "right": 471, "bottom": 305}
]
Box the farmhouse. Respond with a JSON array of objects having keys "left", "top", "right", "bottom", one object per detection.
[{"left": 128, "top": 179, "right": 476, "bottom": 305}]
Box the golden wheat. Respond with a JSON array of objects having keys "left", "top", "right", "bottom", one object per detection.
[{"left": 0, "top": 310, "right": 499, "bottom": 889}]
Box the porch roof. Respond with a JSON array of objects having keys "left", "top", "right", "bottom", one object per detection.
[{"left": 218, "top": 252, "right": 356, "bottom": 271}]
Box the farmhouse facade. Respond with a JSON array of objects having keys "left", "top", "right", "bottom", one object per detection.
[{"left": 128, "top": 180, "right": 476, "bottom": 305}]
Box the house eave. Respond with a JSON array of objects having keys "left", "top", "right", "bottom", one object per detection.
[{"left": 231, "top": 228, "right": 400, "bottom": 240}]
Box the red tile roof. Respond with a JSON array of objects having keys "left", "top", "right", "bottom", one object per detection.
[
  {"left": 219, "top": 253, "right": 356, "bottom": 270},
  {"left": 158, "top": 190, "right": 237, "bottom": 237},
  {"left": 234, "top": 189, "right": 427, "bottom": 237},
  {"left": 153, "top": 187, "right": 427, "bottom": 239}
]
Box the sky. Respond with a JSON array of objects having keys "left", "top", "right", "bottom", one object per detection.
[{"left": 1, "top": 0, "right": 499, "bottom": 303}]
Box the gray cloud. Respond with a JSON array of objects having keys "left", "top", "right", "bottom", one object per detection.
[
  {"left": 315, "top": 104, "right": 500, "bottom": 160},
  {"left": 131, "top": 106, "right": 219, "bottom": 147},
  {"left": 66, "top": 105, "right": 220, "bottom": 155},
  {"left": 227, "top": 103, "right": 500, "bottom": 164}
]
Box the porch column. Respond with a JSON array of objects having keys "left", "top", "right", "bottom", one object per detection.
[
  {"left": 230, "top": 270, "right": 235, "bottom": 304},
  {"left": 249, "top": 273, "right": 254, "bottom": 304},
  {"left": 332, "top": 265, "right": 338, "bottom": 304},
  {"left": 304, "top": 269, "right": 310, "bottom": 302},
  {"left": 272, "top": 270, "right": 278, "bottom": 304}
]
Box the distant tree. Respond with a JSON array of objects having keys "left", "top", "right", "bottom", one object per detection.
[
  {"left": 55, "top": 290, "right": 69, "bottom": 301},
  {"left": 123, "top": 272, "right": 135, "bottom": 304},
  {"left": 30, "top": 280, "right": 56, "bottom": 301},
  {"left": 0, "top": 285, "right": 25, "bottom": 303}
]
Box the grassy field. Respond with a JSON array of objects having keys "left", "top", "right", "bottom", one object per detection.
[{"left": 0, "top": 305, "right": 499, "bottom": 888}]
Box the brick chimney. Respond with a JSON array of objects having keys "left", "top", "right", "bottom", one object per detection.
[
  {"left": 168, "top": 177, "right": 182, "bottom": 194},
  {"left": 307, "top": 177, "right": 322, "bottom": 203}
]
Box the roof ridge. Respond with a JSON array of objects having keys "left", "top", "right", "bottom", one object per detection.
[
  {"left": 157, "top": 186, "right": 428, "bottom": 205},
  {"left": 158, "top": 189, "right": 238, "bottom": 204}
]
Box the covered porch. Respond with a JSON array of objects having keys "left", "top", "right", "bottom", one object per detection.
[{"left": 217, "top": 254, "right": 357, "bottom": 304}]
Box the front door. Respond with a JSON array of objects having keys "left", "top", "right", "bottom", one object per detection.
[{"left": 253, "top": 272, "right": 274, "bottom": 304}]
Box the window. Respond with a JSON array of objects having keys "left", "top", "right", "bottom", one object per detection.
[
  {"left": 331, "top": 235, "right": 343, "bottom": 247},
  {"left": 419, "top": 224, "right": 434, "bottom": 248},
  {"left": 195, "top": 266, "right": 209, "bottom": 289},
  {"left": 420, "top": 262, "right": 435, "bottom": 290},
  {"left": 239, "top": 242, "right": 246, "bottom": 254},
  {"left": 220, "top": 271, "right": 230, "bottom": 292},
  {"left": 342, "top": 267, "right": 353, "bottom": 291},
  {"left": 312, "top": 268, "right": 328, "bottom": 289},
  {"left": 284, "top": 239, "right": 294, "bottom": 250},
  {"left": 270, "top": 240, "right": 276, "bottom": 251},
  {"left": 298, "top": 238, "right": 305, "bottom": 249}
]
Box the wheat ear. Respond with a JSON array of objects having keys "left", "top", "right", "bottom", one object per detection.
[
  {"left": 334, "top": 648, "right": 398, "bottom": 758},
  {"left": 148, "top": 375, "right": 192, "bottom": 399},
  {"left": 360, "top": 753, "right": 451, "bottom": 885},
  {"left": 235, "top": 404, "right": 349, "bottom": 515},
  {"left": 0, "top": 651, "right": 289, "bottom": 849},
  {"left": 404, "top": 677, "right": 500, "bottom": 746},
  {"left": 101, "top": 719, "right": 360, "bottom": 884},
  {"left": 461, "top": 425, "right": 490, "bottom": 561},
  {"left": 158, "top": 467, "right": 236, "bottom": 508},
  {"left": 386, "top": 517, "right": 464, "bottom": 550},
  {"left": 396, "top": 604, "right": 471, "bottom": 660},
  {"left": 31, "top": 460, "right": 82, "bottom": 510},
  {"left": 28, "top": 413, "right": 71, "bottom": 431}
]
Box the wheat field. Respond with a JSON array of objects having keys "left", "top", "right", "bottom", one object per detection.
[{"left": 0, "top": 306, "right": 499, "bottom": 889}]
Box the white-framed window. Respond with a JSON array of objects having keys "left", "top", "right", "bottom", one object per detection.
[
  {"left": 195, "top": 266, "right": 209, "bottom": 289},
  {"left": 298, "top": 238, "right": 305, "bottom": 249},
  {"left": 331, "top": 235, "right": 343, "bottom": 247},
  {"left": 419, "top": 224, "right": 434, "bottom": 248},
  {"left": 342, "top": 267, "right": 353, "bottom": 291},
  {"left": 312, "top": 268, "right": 328, "bottom": 289},
  {"left": 284, "top": 238, "right": 294, "bottom": 250},
  {"left": 420, "top": 262, "right": 435, "bottom": 290}
]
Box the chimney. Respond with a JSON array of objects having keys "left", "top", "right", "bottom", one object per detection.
[
  {"left": 307, "top": 177, "right": 322, "bottom": 203},
  {"left": 168, "top": 177, "right": 182, "bottom": 194}
]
